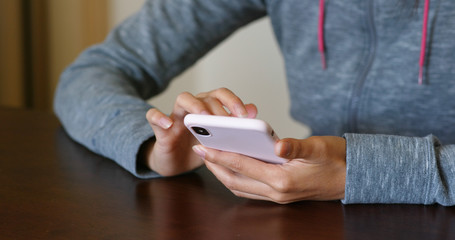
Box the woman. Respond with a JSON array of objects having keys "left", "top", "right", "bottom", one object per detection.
[{"left": 55, "top": 0, "right": 455, "bottom": 205}]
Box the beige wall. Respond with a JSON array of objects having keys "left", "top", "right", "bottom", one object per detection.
[
  {"left": 109, "top": 0, "right": 145, "bottom": 28},
  {"left": 47, "top": 0, "right": 108, "bottom": 103},
  {"left": 47, "top": 0, "right": 83, "bottom": 100}
]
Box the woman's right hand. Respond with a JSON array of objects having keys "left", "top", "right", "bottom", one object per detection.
[{"left": 143, "top": 88, "right": 257, "bottom": 176}]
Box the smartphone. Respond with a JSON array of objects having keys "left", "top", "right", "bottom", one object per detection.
[{"left": 184, "top": 114, "right": 287, "bottom": 164}]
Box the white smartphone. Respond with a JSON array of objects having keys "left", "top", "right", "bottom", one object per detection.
[{"left": 184, "top": 114, "right": 287, "bottom": 164}]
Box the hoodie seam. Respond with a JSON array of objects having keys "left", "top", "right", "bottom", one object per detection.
[{"left": 347, "top": 0, "right": 377, "bottom": 133}]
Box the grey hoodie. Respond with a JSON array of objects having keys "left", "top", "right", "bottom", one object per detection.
[{"left": 54, "top": 0, "right": 455, "bottom": 205}]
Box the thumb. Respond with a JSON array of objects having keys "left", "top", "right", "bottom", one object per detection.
[
  {"left": 275, "top": 138, "right": 316, "bottom": 160},
  {"left": 146, "top": 108, "right": 174, "bottom": 137}
]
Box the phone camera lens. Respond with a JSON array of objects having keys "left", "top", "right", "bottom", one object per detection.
[{"left": 192, "top": 127, "right": 211, "bottom": 136}]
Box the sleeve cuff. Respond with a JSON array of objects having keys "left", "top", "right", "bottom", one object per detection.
[
  {"left": 92, "top": 108, "right": 162, "bottom": 179},
  {"left": 342, "top": 133, "right": 438, "bottom": 204}
]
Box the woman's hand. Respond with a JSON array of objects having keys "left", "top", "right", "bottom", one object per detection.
[
  {"left": 193, "top": 136, "right": 346, "bottom": 203},
  {"left": 142, "top": 88, "right": 257, "bottom": 176}
]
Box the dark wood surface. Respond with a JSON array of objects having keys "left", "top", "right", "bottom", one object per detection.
[{"left": 1, "top": 108, "right": 455, "bottom": 239}]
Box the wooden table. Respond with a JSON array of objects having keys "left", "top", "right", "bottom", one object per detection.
[{"left": 1, "top": 108, "right": 455, "bottom": 239}]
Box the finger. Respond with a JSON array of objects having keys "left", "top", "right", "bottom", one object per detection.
[
  {"left": 204, "top": 160, "right": 274, "bottom": 198},
  {"left": 231, "top": 190, "right": 271, "bottom": 202},
  {"left": 146, "top": 108, "right": 178, "bottom": 144},
  {"left": 231, "top": 190, "right": 297, "bottom": 204},
  {"left": 146, "top": 108, "right": 173, "bottom": 130},
  {"left": 173, "top": 92, "right": 210, "bottom": 117},
  {"left": 194, "top": 145, "right": 284, "bottom": 187},
  {"left": 200, "top": 97, "right": 230, "bottom": 116},
  {"left": 244, "top": 103, "right": 258, "bottom": 119},
  {"left": 204, "top": 160, "right": 304, "bottom": 203},
  {"left": 204, "top": 88, "right": 248, "bottom": 118},
  {"left": 275, "top": 137, "right": 320, "bottom": 160}
]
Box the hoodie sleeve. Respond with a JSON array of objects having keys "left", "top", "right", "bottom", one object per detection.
[
  {"left": 53, "top": 0, "right": 266, "bottom": 178},
  {"left": 342, "top": 133, "right": 455, "bottom": 206}
]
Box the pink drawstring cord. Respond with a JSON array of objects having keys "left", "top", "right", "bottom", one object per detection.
[
  {"left": 419, "top": 0, "right": 430, "bottom": 85},
  {"left": 318, "top": 0, "right": 326, "bottom": 70}
]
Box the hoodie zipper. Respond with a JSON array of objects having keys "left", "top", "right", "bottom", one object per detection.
[{"left": 347, "top": 0, "right": 377, "bottom": 132}]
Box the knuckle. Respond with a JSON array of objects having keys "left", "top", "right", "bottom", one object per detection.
[
  {"left": 146, "top": 108, "right": 160, "bottom": 122},
  {"left": 201, "top": 95, "right": 216, "bottom": 104},
  {"left": 176, "top": 91, "right": 192, "bottom": 102},
  {"left": 220, "top": 174, "right": 237, "bottom": 190},
  {"left": 223, "top": 178, "right": 236, "bottom": 190},
  {"left": 216, "top": 87, "right": 230, "bottom": 93},
  {"left": 309, "top": 136, "right": 328, "bottom": 151},
  {"left": 176, "top": 91, "right": 207, "bottom": 113},
  {"left": 145, "top": 108, "right": 155, "bottom": 119},
  {"left": 227, "top": 157, "right": 243, "bottom": 172},
  {"left": 195, "top": 91, "right": 208, "bottom": 98},
  {"left": 272, "top": 174, "right": 294, "bottom": 193},
  {"left": 214, "top": 88, "right": 236, "bottom": 99},
  {"left": 308, "top": 136, "right": 329, "bottom": 158}
]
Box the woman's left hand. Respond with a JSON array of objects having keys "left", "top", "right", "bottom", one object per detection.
[{"left": 192, "top": 136, "right": 346, "bottom": 204}]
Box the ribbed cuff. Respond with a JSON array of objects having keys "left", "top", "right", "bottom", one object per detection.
[{"left": 342, "top": 133, "right": 437, "bottom": 204}]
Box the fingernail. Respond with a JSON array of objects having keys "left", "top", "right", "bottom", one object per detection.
[
  {"left": 159, "top": 117, "right": 173, "bottom": 129},
  {"left": 201, "top": 111, "right": 210, "bottom": 115},
  {"left": 192, "top": 145, "right": 207, "bottom": 158},
  {"left": 234, "top": 104, "right": 248, "bottom": 118},
  {"left": 279, "top": 141, "right": 291, "bottom": 157}
]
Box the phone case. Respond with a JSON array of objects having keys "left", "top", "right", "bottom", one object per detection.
[{"left": 184, "top": 114, "right": 287, "bottom": 164}]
